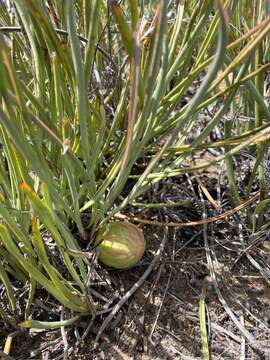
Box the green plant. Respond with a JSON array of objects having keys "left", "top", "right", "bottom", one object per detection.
[{"left": 0, "top": 0, "right": 269, "bottom": 328}]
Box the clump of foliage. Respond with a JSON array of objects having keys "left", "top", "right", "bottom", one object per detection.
[{"left": 0, "top": 0, "right": 269, "bottom": 331}]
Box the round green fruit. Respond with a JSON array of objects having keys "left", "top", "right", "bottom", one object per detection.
[{"left": 96, "top": 222, "right": 146, "bottom": 269}]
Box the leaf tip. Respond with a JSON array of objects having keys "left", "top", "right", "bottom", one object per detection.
[
  {"left": 19, "top": 182, "right": 30, "bottom": 192},
  {"left": 20, "top": 320, "right": 30, "bottom": 328}
]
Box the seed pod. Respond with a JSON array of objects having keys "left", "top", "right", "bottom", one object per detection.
[{"left": 95, "top": 222, "right": 145, "bottom": 269}]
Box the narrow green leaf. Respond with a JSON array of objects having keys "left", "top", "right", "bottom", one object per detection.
[
  {"left": 19, "top": 182, "right": 86, "bottom": 291},
  {"left": 22, "top": 316, "right": 80, "bottom": 330},
  {"left": 252, "top": 199, "right": 270, "bottom": 232},
  {"left": 111, "top": 2, "right": 134, "bottom": 57},
  {"left": 0, "top": 225, "right": 87, "bottom": 312},
  {"left": 199, "top": 287, "right": 210, "bottom": 360},
  {"left": 31, "top": 217, "right": 88, "bottom": 310},
  {"left": 0, "top": 261, "right": 17, "bottom": 314},
  {"left": 67, "top": 0, "right": 95, "bottom": 196},
  {"left": 129, "top": 0, "right": 139, "bottom": 30},
  {"left": 84, "top": 0, "right": 101, "bottom": 85}
]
